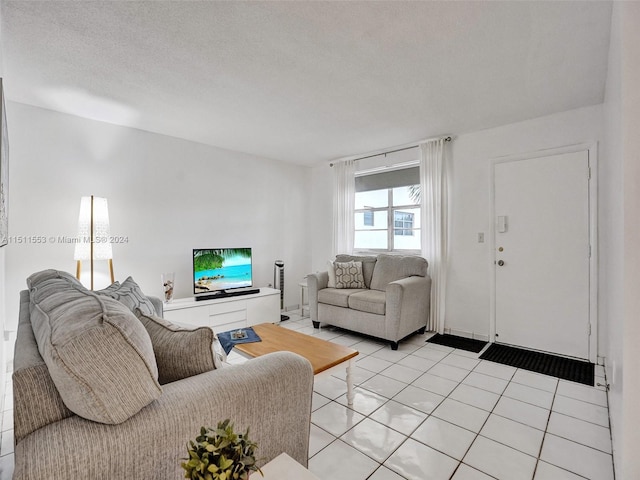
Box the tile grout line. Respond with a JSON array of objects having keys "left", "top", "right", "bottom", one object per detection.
[
  {"left": 531, "top": 374, "right": 559, "bottom": 479},
  {"left": 348, "top": 345, "right": 499, "bottom": 478},
  {"left": 382, "top": 346, "right": 605, "bottom": 477},
  {"left": 360, "top": 342, "right": 463, "bottom": 478},
  {"left": 602, "top": 364, "right": 617, "bottom": 480},
  {"left": 268, "top": 322, "right": 614, "bottom": 480},
  {"left": 349, "top": 345, "right": 542, "bottom": 476},
  {"left": 450, "top": 364, "right": 517, "bottom": 478},
  {"left": 311, "top": 324, "right": 613, "bottom": 480},
  {"left": 313, "top": 338, "right": 451, "bottom": 478}
]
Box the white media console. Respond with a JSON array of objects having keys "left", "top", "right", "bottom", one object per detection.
[{"left": 162, "top": 287, "right": 281, "bottom": 331}]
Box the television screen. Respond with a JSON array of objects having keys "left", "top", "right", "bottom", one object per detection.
[{"left": 193, "top": 248, "right": 253, "bottom": 294}]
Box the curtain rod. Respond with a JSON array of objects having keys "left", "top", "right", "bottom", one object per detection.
[{"left": 330, "top": 136, "right": 452, "bottom": 167}]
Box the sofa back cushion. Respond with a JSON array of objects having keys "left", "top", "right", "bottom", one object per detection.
[
  {"left": 27, "top": 270, "right": 162, "bottom": 424},
  {"left": 335, "top": 255, "right": 377, "bottom": 288},
  {"left": 370, "top": 254, "right": 429, "bottom": 291},
  {"left": 135, "top": 311, "right": 218, "bottom": 384}
]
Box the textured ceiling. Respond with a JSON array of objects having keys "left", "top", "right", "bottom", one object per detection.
[{"left": 1, "top": 1, "right": 612, "bottom": 165}]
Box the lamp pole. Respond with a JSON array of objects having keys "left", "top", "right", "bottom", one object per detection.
[{"left": 90, "top": 195, "right": 94, "bottom": 291}]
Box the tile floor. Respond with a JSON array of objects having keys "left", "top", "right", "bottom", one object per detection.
[
  {"left": 0, "top": 312, "right": 616, "bottom": 480},
  {"left": 262, "top": 313, "right": 614, "bottom": 480}
]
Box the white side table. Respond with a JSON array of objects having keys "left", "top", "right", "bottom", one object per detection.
[
  {"left": 299, "top": 279, "right": 309, "bottom": 317},
  {"left": 260, "top": 452, "right": 320, "bottom": 480}
]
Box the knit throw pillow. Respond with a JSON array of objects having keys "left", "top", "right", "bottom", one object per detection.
[
  {"left": 334, "top": 261, "right": 366, "bottom": 289},
  {"left": 97, "top": 276, "right": 156, "bottom": 316},
  {"left": 135, "top": 311, "right": 221, "bottom": 384}
]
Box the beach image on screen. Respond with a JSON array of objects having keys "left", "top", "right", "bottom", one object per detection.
[{"left": 193, "top": 249, "right": 252, "bottom": 293}]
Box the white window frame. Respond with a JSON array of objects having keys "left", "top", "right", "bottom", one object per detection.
[
  {"left": 354, "top": 186, "right": 421, "bottom": 254},
  {"left": 394, "top": 210, "right": 415, "bottom": 236}
]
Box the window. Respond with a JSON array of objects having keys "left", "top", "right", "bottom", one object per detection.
[
  {"left": 363, "top": 210, "right": 374, "bottom": 226},
  {"left": 354, "top": 166, "right": 421, "bottom": 252},
  {"left": 394, "top": 211, "right": 414, "bottom": 236}
]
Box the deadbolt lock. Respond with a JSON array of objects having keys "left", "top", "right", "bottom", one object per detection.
[{"left": 498, "top": 247, "right": 504, "bottom": 252}]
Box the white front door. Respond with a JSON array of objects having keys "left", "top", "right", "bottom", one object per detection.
[{"left": 494, "top": 150, "right": 591, "bottom": 360}]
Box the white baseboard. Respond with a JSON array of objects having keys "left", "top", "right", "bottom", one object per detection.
[{"left": 444, "top": 327, "right": 489, "bottom": 343}]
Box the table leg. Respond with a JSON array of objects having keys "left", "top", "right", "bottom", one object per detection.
[{"left": 346, "top": 358, "right": 354, "bottom": 406}]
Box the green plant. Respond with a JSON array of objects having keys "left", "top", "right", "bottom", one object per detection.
[
  {"left": 182, "top": 419, "right": 263, "bottom": 480},
  {"left": 408, "top": 184, "right": 421, "bottom": 204}
]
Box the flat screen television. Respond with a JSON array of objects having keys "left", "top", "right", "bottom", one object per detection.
[{"left": 193, "top": 248, "right": 253, "bottom": 295}]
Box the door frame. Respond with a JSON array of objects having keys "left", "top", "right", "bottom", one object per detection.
[{"left": 488, "top": 143, "right": 598, "bottom": 363}]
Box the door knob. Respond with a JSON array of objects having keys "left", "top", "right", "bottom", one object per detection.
[{"left": 497, "top": 260, "right": 505, "bottom": 266}]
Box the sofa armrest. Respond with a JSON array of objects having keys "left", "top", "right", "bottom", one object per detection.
[
  {"left": 13, "top": 351, "right": 314, "bottom": 480},
  {"left": 307, "top": 272, "right": 328, "bottom": 323},
  {"left": 385, "top": 276, "right": 432, "bottom": 340}
]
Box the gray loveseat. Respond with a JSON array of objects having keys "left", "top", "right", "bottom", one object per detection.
[
  {"left": 13, "top": 270, "right": 314, "bottom": 479},
  {"left": 308, "top": 254, "right": 431, "bottom": 349}
]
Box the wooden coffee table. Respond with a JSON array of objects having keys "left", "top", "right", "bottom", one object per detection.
[{"left": 234, "top": 323, "right": 359, "bottom": 405}]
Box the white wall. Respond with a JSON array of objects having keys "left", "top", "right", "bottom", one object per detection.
[
  {"left": 311, "top": 105, "right": 604, "bottom": 341},
  {"left": 0, "top": 5, "right": 6, "bottom": 409},
  {"left": 599, "top": 5, "right": 640, "bottom": 477},
  {"left": 4, "top": 102, "right": 312, "bottom": 330},
  {"left": 621, "top": 2, "right": 640, "bottom": 478},
  {"left": 447, "top": 105, "right": 604, "bottom": 339},
  {"left": 310, "top": 163, "right": 333, "bottom": 272},
  {"left": 0, "top": 246, "right": 5, "bottom": 402},
  {"left": 601, "top": 2, "right": 623, "bottom": 476}
]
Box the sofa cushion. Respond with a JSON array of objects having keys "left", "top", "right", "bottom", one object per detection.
[
  {"left": 318, "top": 288, "right": 366, "bottom": 308},
  {"left": 334, "top": 261, "right": 366, "bottom": 289},
  {"left": 335, "top": 254, "right": 377, "bottom": 288},
  {"left": 135, "top": 311, "right": 219, "bottom": 384},
  {"left": 27, "top": 270, "right": 162, "bottom": 424},
  {"left": 348, "top": 290, "right": 386, "bottom": 315},
  {"left": 327, "top": 260, "right": 337, "bottom": 288},
  {"left": 27, "top": 269, "right": 84, "bottom": 288},
  {"left": 370, "top": 254, "right": 429, "bottom": 291},
  {"left": 97, "top": 276, "right": 156, "bottom": 315}
]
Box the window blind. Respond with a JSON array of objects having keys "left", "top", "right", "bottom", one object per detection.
[{"left": 355, "top": 166, "right": 419, "bottom": 192}]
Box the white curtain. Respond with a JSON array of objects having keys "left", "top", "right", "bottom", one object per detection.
[
  {"left": 420, "top": 139, "right": 449, "bottom": 333},
  {"left": 332, "top": 159, "right": 355, "bottom": 256}
]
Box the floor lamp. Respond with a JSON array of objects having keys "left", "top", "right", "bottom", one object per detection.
[{"left": 74, "top": 195, "right": 114, "bottom": 290}]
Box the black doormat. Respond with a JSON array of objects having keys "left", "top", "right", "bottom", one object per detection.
[
  {"left": 480, "top": 343, "right": 594, "bottom": 386},
  {"left": 427, "top": 334, "right": 488, "bottom": 353}
]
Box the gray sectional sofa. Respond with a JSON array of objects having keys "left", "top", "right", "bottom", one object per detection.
[
  {"left": 308, "top": 254, "right": 431, "bottom": 349},
  {"left": 13, "top": 270, "right": 314, "bottom": 479}
]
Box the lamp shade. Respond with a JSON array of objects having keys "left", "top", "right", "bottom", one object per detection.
[{"left": 74, "top": 196, "right": 112, "bottom": 261}]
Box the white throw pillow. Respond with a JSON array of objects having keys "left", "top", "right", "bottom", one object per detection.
[{"left": 327, "top": 260, "right": 336, "bottom": 288}]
